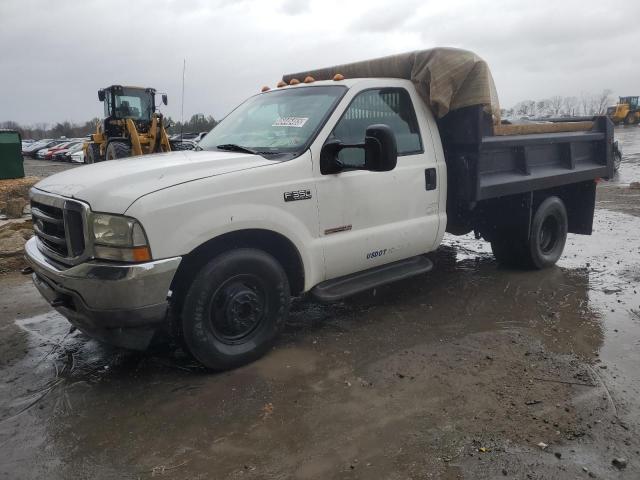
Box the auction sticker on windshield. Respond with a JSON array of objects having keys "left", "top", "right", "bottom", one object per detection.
[{"left": 272, "top": 117, "right": 309, "bottom": 128}]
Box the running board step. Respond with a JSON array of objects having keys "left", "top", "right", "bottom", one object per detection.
[{"left": 311, "top": 255, "right": 434, "bottom": 302}]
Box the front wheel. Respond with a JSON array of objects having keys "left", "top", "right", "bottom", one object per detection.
[
  {"left": 181, "top": 249, "right": 290, "bottom": 370},
  {"left": 105, "top": 141, "right": 131, "bottom": 160},
  {"left": 624, "top": 113, "right": 637, "bottom": 125},
  {"left": 491, "top": 196, "right": 568, "bottom": 269},
  {"left": 85, "top": 143, "right": 101, "bottom": 164}
]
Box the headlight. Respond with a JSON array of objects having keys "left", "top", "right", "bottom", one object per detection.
[{"left": 91, "top": 213, "right": 151, "bottom": 262}]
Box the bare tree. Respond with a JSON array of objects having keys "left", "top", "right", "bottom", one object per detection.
[
  {"left": 563, "top": 96, "right": 578, "bottom": 116},
  {"left": 516, "top": 100, "right": 536, "bottom": 117},
  {"left": 536, "top": 99, "right": 551, "bottom": 116},
  {"left": 594, "top": 89, "right": 613, "bottom": 115},
  {"left": 549, "top": 96, "right": 563, "bottom": 116},
  {"left": 580, "top": 92, "right": 598, "bottom": 115}
]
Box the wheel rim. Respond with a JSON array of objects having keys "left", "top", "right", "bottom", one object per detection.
[
  {"left": 539, "top": 215, "right": 559, "bottom": 254},
  {"left": 208, "top": 274, "right": 266, "bottom": 343}
]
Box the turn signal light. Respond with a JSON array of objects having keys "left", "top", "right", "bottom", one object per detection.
[{"left": 131, "top": 246, "right": 152, "bottom": 262}]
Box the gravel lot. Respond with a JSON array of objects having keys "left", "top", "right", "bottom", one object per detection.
[
  {"left": 22, "top": 157, "right": 82, "bottom": 178},
  {"left": 1, "top": 128, "right": 639, "bottom": 479}
]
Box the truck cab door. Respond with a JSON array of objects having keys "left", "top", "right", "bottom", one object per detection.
[{"left": 312, "top": 84, "right": 442, "bottom": 281}]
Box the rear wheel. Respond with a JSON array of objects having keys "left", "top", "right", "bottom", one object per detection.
[
  {"left": 491, "top": 196, "right": 568, "bottom": 269},
  {"left": 85, "top": 143, "right": 101, "bottom": 164},
  {"left": 181, "top": 249, "right": 290, "bottom": 370},
  {"left": 105, "top": 141, "right": 131, "bottom": 160}
]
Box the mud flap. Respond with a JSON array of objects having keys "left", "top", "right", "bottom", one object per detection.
[{"left": 475, "top": 192, "right": 533, "bottom": 243}]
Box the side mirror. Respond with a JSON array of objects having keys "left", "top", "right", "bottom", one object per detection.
[
  {"left": 363, "top": 124, "right": 397, "bottom": 172},
  {"left": 162, "top": 94, "right": 168, "bottom": 106},
  {"left": 320, "top": 124, "right": 397, "bottom": 175},
  {"left": 98, "top": 89, "right": 105, "bottom": 102}
]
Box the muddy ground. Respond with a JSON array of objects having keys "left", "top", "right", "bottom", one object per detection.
[{"left": 1, "top": 127, "right": 639, "bottom": 479}]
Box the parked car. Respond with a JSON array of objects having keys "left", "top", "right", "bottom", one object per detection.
[
  {"left": 45, "top": 141, "right": 83, "bottom": 160},
  {"left": 169, "top": 132, "right": 208, "bottom": 142},
  {"left": 170, "top": 139, "right": 198, "bottom": 151},
  {"left": 29, "top": 139, "right": 68, "bottom": 158},
  {"left": 54, "top": 142, "right": 84, "bottom": 162},
  {"left": 22, "top": 139, "right": 53, "bottom": 156},
  {"left": 21, "top": 139, "right": 36, "bottom": 151},
  {"left": 38, "top": 141, "right": 75, "bottom": 160},
  {"left": 69, "top": 149, "right": 85, "bottom": 164},
  {"left": 39, "top": 140, "right": 81, "bottom": 160},
  {"left": 194, "top": 132, "right": 208, "bottom": 143}
]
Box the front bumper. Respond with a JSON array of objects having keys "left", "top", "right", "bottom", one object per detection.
[{"left": 24, "top": 237, "right": 181, "bottom": 350}]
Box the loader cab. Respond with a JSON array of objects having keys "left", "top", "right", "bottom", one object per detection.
[
  {"left": 97, "top": 85, "right": 168, "bottom": 137},
  {"left": 619, "top": 96, "right": 639, "bottom": 109},
  {"left": 98, "top": 86, "right": 158, "bottom": 122}
]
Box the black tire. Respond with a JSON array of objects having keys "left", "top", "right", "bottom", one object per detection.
[
  {"left": 613, "top": 145, "right": 622, "bottom": 172},
  {"left": 105, "top": 141, "right": 131, "bottom": 160},
  {"left": 624, "top": 113, "right": 637, "bottom": 125},
  {"left": 85, "top": 143, "right": 101, "bottom": 164},
  {"left": 491, "top": 196, "right": 568, "bottom": 269},
  {"left": 181, "top": 249, "right": 290, "bottom": 370}
]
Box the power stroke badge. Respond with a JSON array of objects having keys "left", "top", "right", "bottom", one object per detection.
[{"left": 284, "top": 190, "right": 312, "bottom": 202}]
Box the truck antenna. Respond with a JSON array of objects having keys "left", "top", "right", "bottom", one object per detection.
[{"left": 180, "top": 58, "right": 186, "bottom": 141}]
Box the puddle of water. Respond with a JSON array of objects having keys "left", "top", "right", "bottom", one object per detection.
[{"left": 441, "top": 210, "right": 640, "bottom": 417}]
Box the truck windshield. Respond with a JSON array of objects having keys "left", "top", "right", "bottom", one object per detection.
[
  {"left": 114, "top": 88, "right": 153, "bottom": 121},
  {"left": 199, "top": 86, "right": 346, "bottom": 155}
]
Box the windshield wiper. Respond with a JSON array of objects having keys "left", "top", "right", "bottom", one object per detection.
[
  {"left": 216, "top": 144, "right": 260, "bottom": 155},
  {"left": 215, "top": 143, "right": 280, "bottom": 156}
]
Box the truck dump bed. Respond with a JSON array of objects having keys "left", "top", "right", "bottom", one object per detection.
[{"left": 438, "top": 106, "right": 614, "bottom": 204}]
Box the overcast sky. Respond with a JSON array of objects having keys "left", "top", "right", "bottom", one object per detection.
[{"left": 1, "top": 0, "right": 638, "bottom": 125}]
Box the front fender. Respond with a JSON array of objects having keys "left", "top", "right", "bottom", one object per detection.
[{"left": 126, "top": 173, "right": 323, "bottom": 289}]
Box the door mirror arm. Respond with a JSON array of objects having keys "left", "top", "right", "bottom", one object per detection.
[{"left": 320, "top": 139, "right": 346, "bottom": 174}]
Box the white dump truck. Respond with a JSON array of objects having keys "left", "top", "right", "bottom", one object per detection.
[{"left": 25, "top": 49, "right": 615, "bottom": 369}]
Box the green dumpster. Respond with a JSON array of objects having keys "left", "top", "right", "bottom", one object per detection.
[{"left": 0, "top": 129, "right": 25, "bottom": 179}]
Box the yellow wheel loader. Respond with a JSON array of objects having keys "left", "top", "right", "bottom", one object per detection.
[
  {"left": 607, "top": 96, "right": 640, "bottom": 125},
  {"left": 84, "top": 85, "right": 188, "bottom": 163}
]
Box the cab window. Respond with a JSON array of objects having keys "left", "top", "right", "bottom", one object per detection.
[{"left": 330, "top": 88, "right": 423, "bottom": 167}]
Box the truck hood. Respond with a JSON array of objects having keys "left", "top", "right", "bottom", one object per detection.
[{"left": 35, "top": 150, "right": 276, "bottom": 213}]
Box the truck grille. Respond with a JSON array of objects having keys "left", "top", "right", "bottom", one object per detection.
[{"left": 30, "top": 191, "right": 89, "bottom": 265}]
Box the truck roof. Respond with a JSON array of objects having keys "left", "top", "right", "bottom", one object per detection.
[
  {"left": 270, "top": 78, "right": 371, "bottom": 89},
  {"left": 283, "top": 48, "right": 499, "bottom": 121}
]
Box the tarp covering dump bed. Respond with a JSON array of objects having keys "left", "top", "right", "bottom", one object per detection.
[{"left": 283, "top": 48, "right": 500, "bottom": 121}]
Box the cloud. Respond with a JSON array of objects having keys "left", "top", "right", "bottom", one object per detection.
[
  {"left": 1, "top": 0, "right": 639, "bottom": 125},
  {"left": 350, "top": 0, "right": 420, "bottom": 32},
  {"left": 280, "top": 0, "right": 311, "bottom": 15}
]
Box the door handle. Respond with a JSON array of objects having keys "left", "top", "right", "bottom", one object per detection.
[{"left": 425, "top": 168, "right": 437, "bottom": 190}]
